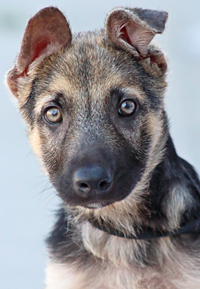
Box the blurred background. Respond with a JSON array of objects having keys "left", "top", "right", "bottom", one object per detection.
[{"left": 1, "top": 0, "right": 200, "bottom": 288}]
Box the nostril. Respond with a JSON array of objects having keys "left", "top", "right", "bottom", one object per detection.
[
  {"left": 75, "top": 181, "right": 91, "bottom": 197},
  {"left": 79, "top": 182, "right": 89, "bottom": 189},
  {"left": 76, "top": 181, "right": 91, "bottom": 197},
  {"left": 98, "top": 178, "right": 112, "bottom": 192}
]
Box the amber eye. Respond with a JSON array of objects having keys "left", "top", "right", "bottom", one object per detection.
[
  {"left": 118, "top": 99, "right": 136, "bottom": 116},
  {"left": 44, "top": 107, "right": 62, "bottom": 124}
]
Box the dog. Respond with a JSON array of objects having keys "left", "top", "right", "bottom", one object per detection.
[{"left": 6, "top": 6, "right": 200, "bottom": 289}]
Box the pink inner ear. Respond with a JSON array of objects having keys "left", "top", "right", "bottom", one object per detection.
[
  {"left": 118, "top": 21, "right": 155, "bottom": 57},
  {"left": 119, "top": 24, "right": 133, "bottom": 46},
  {"left": 21, "top": 36, "right": 57, "bottom": 77},
  {"left": 33, "top": 37, "right": 53, "bottom": 60}
]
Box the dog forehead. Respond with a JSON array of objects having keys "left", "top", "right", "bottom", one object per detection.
[{"left": 40, "top": 33, "right": 146, "bottom": 105}]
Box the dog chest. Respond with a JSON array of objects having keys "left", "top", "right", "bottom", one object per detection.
[
  {"left": 45, "top": 259, "right": 198, "bottom": 289},
  {"left": 45, "top": 261, "right": 160, "bottom": 289}
]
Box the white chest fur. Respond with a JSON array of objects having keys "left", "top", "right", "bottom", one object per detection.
[{"left": 45, "top": 257, "right": 200, "bottom": 289}]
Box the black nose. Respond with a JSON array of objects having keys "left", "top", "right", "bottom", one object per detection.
[{"left": 73, "top": 166, "right": 112, "bottom": 197}]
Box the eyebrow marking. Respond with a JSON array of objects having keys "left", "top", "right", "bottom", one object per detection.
[{"left": 34, "top": 92, "right": 66, "bottom": 115}]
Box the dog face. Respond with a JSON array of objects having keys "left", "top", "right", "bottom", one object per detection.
[{"left": 6, "top": 7, "right": 168, "bottom": 213}]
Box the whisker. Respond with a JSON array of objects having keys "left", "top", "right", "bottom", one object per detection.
[{"left": 45, "top": 194, "right": 58, "bottom": 206}]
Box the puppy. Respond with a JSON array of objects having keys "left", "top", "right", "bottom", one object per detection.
[{"left": 6, "top": 6, "right": 200, "bottom": 289}]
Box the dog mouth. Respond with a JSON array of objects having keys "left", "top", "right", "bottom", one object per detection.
[{"left": 83, "top": 201, "right": 113, "bottom": 209}]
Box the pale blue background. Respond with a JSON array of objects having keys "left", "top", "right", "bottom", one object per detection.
[{"left": 1, "top": 0, "right": 200, "bottom": 288}]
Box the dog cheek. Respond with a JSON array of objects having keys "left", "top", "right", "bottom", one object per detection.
[
  {"left": 28, "top": 127, "right": 42, "bottom": 157},
  {"left": 28, "top": 126, "right": 61, "bottom": 176},
  {"left": 28, "top": 126, "right": 49, "bottom": 174}
]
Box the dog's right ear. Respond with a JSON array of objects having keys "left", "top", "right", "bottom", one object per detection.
[
  {"left": 105, "top": 7, "right": 168, "bottom": 57},
  {"left": 6, "top": 7, "right": 72, "bottom": 97},
  {"left": 105, "top": 7, "right": 168, "bottom": 76}
]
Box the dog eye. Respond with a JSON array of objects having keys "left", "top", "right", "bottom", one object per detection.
[
  {"left": 44, "top": 107, "right": 62, "bottom": 124},
  {"left": 118, "top": 99, "right": 136, "bottom": 116}
]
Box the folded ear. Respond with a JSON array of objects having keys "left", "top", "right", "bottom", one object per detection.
[
  {"left": 6, "top": 7, "right": 72, "bottom": 97},
  {"left": 105, "top": 7, "right": 168, "bottom": 58}
]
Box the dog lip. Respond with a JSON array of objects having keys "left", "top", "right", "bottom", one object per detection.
[
  {"left": 85, "top": 203, "right": 103, "bottom": 209},
  {"left": 83, "top": 201, "right": 113, "bottom": 209}
]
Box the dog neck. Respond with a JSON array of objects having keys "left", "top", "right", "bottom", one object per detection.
[{"left": 88, "top": 216, "right": 200, "bottom": 240}]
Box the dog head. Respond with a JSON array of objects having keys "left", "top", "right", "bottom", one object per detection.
[{"left": 6, "top": 7, "right": 168, "bottom": 218}]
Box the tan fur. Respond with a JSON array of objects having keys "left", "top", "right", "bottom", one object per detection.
[{"left": 165, "top": 185, "right": 195, "bottom": 230}]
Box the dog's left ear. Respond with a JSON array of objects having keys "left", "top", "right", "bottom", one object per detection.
[
  {"left": 105, "top": 7, "right": 168, "bottom": 74},
  {"left": 6, "top": 7, "right": 72, "bottom": 97}
]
